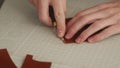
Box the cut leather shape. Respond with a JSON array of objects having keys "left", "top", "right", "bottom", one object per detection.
[
  {"left": 22, "top": 55, "right": 51, "bottom": 68},
  {"left": 0, "top": 49, "right": 17, "bottom": 68}
]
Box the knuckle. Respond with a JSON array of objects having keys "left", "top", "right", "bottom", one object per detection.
[{"left": 55, "top": 11, "right": 64, "bottom": 18}]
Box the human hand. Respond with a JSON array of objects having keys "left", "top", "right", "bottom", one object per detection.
[
  {"left": 29, "top": 0, "right": 66, "bottom": 38},
  {"left": 65, "top": 0, "right": 120, "bottom": 43}
]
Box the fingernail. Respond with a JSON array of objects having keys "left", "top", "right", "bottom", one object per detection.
[
  {"left": 58, "top": 30, "right": 64, "bottom": 37},
  {"left": 65, "top": 33, "right": 71, "bottom": 39}
]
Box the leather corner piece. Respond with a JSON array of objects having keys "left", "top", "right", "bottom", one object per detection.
[{"left": 0, "top": 49, "right": 17, "bottom": 68}]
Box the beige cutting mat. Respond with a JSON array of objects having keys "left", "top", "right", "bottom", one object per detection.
[{"left": 0, "top": 0, "right": 120, "bottom": 68}]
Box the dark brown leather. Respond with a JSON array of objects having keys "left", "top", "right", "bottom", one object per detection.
[
  {"left": 0, "top": 49, "right": 17, "bottom": 68},
  {"left": 22, "top": 55, "right": 51, "bottom": 68}
]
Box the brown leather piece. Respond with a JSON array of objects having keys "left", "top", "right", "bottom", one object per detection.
[
  {"left": 0, "top": 49, "right": 52, "bottom": 68},
  {"left": 0, "top": 49, "right": 17, "bottom": 68},
  {"left": 22, "top": 55, "right": 51, "bottom": 68}
]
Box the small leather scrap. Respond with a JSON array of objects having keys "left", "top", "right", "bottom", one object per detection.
[
  {"left": 0, "top": 49, "right": 17, "bottom": 68},
  {"left": 22, "top": 55, "right": 51, "bottom": 68}
]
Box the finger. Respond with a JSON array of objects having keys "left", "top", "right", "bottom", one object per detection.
[
  {"left": 38, "top": 0, "right": 52, "bottom": 26},
  {"left": 66, "top": 9, "right": 112, "bottom": 39},
  {"left": 67, "top": 2, "right": 116, "bottom": 29},
  {"left": 75, "top": 16, "right": 117, "bottom": 44},
  {"left": 77, "top": 2, "right": 116, "bottom": 16},
  {"left": 52, "top": 0, "right": 66, "bottom": 37},
  {"left": 88, "top": 24, "right": 120, "bottom": 43},
  {"left": 67, "top": 16, "right": 79, "bottom": 29}
]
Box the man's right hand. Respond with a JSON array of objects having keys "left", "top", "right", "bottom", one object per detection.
[{"left": 29, "top": 0, "right": 66, "bottom": 38}]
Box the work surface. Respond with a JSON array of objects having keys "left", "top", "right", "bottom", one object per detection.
[{"left": 0, "top": 0, "right": 120, "bottom": 68}]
